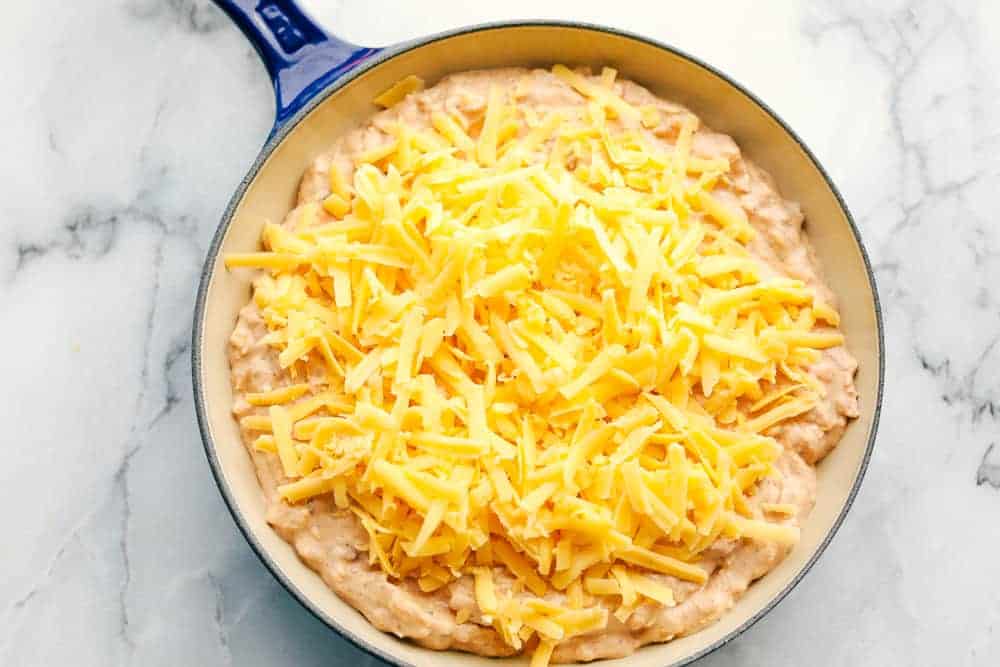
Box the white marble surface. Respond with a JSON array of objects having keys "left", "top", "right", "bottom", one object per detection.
[{"left": 1, "top": 0, "right": 997, "bottom": 664}]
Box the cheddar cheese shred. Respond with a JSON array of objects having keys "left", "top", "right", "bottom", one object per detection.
[{"left": 226, "top": 66, "right": 844, "bottom": 665}]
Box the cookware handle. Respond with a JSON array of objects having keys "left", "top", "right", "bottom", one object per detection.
[{"left": 213, "top": 0, "right": 381, "bottom": 134}]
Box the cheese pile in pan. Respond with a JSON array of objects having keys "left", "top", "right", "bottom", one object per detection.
[{"left": 227, "top": 65, "right": 842, "bottom": 666}]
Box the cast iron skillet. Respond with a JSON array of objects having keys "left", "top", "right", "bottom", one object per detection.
[{"left": 193, "top": 2, "right": 884, "bottom": 665}]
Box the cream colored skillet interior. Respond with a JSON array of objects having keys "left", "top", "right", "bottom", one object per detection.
[{"left": 193, "top": 6, "right": 884, "bottom": 666}]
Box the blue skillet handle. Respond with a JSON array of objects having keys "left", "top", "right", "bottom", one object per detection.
[{"left": 213, "top": 0, "right": 381, "bottom": 135}]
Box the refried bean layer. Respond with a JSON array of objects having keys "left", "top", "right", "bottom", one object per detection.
[{"left": 228, "top": 67, "right": 859, "bottom": 663}]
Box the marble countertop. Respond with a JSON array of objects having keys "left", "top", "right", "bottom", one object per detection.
[{"left": 2, "top": 0, "right": 997, "bottom": 664}]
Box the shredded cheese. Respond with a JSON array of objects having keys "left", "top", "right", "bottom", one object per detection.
[
  {"left": 373, "top": 75, "right": 426, "bottom": 108},
  {"left": 225, "top": 65, "right": 846, "bottom": 666}
]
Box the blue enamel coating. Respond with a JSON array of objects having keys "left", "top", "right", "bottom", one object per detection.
[{"left": 213, "top": 0, "right": 380, "bottom": 134}]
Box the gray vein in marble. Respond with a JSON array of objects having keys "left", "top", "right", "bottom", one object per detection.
[
  {"left": 114, "top": 232, "right": 167, "bottom": 652},
  {"left": 1, "top": 511, "right": 94, "bottom": 642},
  {"left": 14, "top": 206, "right": 120, "bottom": 277},
  {"left": 10, "top": 195, "right": 200, "bottom": 281},
  {"left": 8, "top": 192, "right": 201, "bottom": 651},
  {"left": 912, "top": 347, "right": 1000, "bottom": 434},
  {"left": 8, "top": 533, "right": 78, "bottom": 612},
  {"left": 207, "top": 572, "right": 234, "bottom": 666},
  {"left": 125, "top": 0, "right": 226, "bottom": 34},
  {"left": 114, "top": 449, "right": 137, "bottom": 651},
  {"left": 152, "top": 338, "right": 192, "bottom": 427},
  {"left": 138, "top": 101, "right": 170, "bottom": 167},
  {"left": 807, "top": 3, "right": 982, "bottom": 240},
  {"left": 914, "top": 335, "right": 1000, "bottom": 421},
  {"left": 977, "top": 444, "right": 1000, "bottom": 489},
  {"left": 2, "top": 193, "right": 203, "bottom": 659},
  {"left": 806, "top": 2, "right": 1000, "bottom": 428}
]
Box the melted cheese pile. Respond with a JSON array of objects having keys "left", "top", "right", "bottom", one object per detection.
[{"left": 226, "top": 66, "right": 843, "bottom": 664}]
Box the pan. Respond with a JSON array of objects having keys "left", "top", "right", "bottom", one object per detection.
[{"left": 192, "top": 2, "right": 884, "bottom": 664}]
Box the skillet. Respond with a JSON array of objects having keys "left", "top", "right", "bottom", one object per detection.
[{"left": 193, "top": 2, "right": 885, "bottom": 664}]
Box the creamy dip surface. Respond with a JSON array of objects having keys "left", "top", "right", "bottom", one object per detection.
[{"left": 228, "top": 68, "right": 859, "bottom": 663}]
